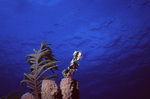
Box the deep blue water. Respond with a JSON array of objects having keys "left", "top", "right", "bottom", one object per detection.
[{"left": 0, "top": 0, "right": 150, "bottom": 99}]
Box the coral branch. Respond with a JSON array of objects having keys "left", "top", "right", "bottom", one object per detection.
[{"left": 21, "top": 42, "right": 59, "bottom": 99}]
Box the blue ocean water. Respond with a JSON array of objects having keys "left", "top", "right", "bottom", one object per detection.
[{"left": 0, "top": 0, "right": 150, "bottom": 99}]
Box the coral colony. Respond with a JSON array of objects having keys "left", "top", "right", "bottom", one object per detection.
[{"left": 20, "top": 42, "right": 81, "bottom": 99}]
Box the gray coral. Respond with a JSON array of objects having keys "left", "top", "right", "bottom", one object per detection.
[
  {"left": 60, "top": 78, "right": 73, "bottom": 99},
  {"left": 41, "top": 80, "right": 58, "bottom": 99},
  {"left": 21, "top": 92, "right": 35, "bottom": 99},
  {"left": 60, "top": 78, "right": 79, "bottom": 99}
]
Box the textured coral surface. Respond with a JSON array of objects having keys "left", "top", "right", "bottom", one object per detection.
[
  {"left": 60, "top": 78, "right": 73, "bottom": 99},
  {"left": 21, "top": 92, "right": 35, "bottom": 99},
  {"left": 0, "top": 0, "right": 150, "bottom": 99},
  {"left": 41, "top": 80, "right": 58, "bottom": 99},
  {"left": 60, "top": 78, "right": 79, "bottom": 99}
]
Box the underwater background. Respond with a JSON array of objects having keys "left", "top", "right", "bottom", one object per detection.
[{"left": 0, "top": 0, "right": 150, "bottom": 99}]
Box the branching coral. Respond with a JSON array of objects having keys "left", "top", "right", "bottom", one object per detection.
[
  {"left": 20, "top": 42, "right": 81, "bottom": 99},
  {"left": 21, "top": 42, "right": 60, "bottom": 99}
]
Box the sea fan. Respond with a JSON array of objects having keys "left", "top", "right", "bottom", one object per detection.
[{"left": 21, "top": 42, "right": 60, "bottom": 99}]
